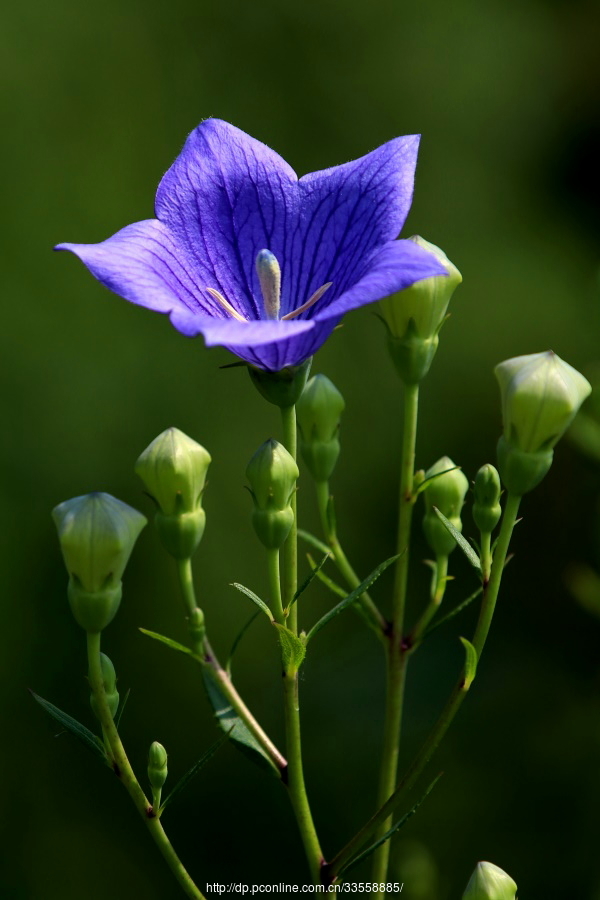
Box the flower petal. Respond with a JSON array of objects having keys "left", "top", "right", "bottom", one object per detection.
[
  {"left": 56, "top": 219, "right": 230, "bottom": 320},
  {"left": 282, "top": 136, "right": 421, "bottom": 316},
  {"left": 312, "top": 239, "right": 450, "bottom": 321},
  {"left": 155, "top": 119, "right": 298, "bottom": 320}
]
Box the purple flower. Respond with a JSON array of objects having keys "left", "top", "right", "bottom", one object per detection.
[{"left": 56, "top": 119, "right": 446, "bottom": 371}]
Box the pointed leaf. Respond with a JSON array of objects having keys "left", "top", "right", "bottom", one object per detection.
[
  {"left": 297, "top": 529, "right": 331, "bottom": 556},
  {"left": 201, "top": 670, "right": 279, "bottom": 777},
  {"left": 423, "top": 586, "right": 483, "bottom": 638},
  {"left": 289, "top": 552, "right": 331, "bottom": 611},
  {"left": 160, "top": 731, "right": 230, "bottom": 813},
  {"left": 339, "top": 773, "right": 442, "bottom": 877},
  {"left": 139, "top": 628, "right": 195, "bottom": 657},
  {"left": 305, "top": 555, "right": 399, "bottom": 643},
  {"left": 432, "top": 508, "right": 482, "bottom": 572},
  {"left": 226, "top": 611, "right": 261, "bottom": 673},
  {"left": 306, "top": 553, "right": 347, "bottom": 599},
  {"left": 460, "top": 637, "right": 478, "bottom": 689},
  {"left": 30, "top": 690, "right": 107, "bottom": 764},
  {"left": 231, "top": 583, "right": 274, "bottom": 622},
  {"left": 114, "top": 688, "right": 131, "bottom": 730},
  {"left": 273, "top": 624, "right": 306, "bottom": 673}
]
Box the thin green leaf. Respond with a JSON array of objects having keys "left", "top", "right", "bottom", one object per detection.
[
  {"left": 289, "top": 552, "right": 331, "bottom": 611},
  {"left": 306, "top": 553, "right": 347, "bottom": 599},
  {"left": 201, "top": 670, "right": 279, "bottom": 777},
  {"left": 226, "top": 611, "right": 261, "bottom": 673},
  {"left": 339, "top": 773, "right": 443, "bottom": 877},
  {"left": 432, "top": 508, "right": 482, "bottom": 572},
  {"left": 114, "top": 688, "right": 131, "bottom": 730},
  {"left": 139, "top": 628, "right": 194, "bottom": 657},
  {"left": 30, "top": 690, "right": 107, "bottom": 764},
  {"left": 460, "top": 637, "right": 478, "bottom": 689},
  {"left": 273, "top": 624, "right": 306, "bottom": 673},
  {"left": 297, "top": 529, "right": 331, "bottom": 556},
  {"left": 423, "top": 586, "right": 483, "bottom": 638},
  {"left": 414, "top": 466, "right": 460, "bottom": 497},
  {"left": 160, "top": 730, "right": 230, "bottom": 813},
  {"left": 306, "top": 555, "right": 399, "bottom": 643},
  {"left": 231, "top": 583, "right": 274, "bottom": 622}
]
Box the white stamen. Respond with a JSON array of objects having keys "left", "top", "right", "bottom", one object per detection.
[
  {"left": 281, "top": 282, "right": 333, "bottom": 321},
  {"left": 255, "top": 250, "right": 281, "bottom": 320},
  {"left": 206, "top": 287, "right": 247, "bottom": 322}
]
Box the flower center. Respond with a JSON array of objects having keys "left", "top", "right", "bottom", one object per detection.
[{"left": 205, "top": 249, "right": 332, "bottom": 323}]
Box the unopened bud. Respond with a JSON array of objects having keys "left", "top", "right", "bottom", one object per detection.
[
  {"left": 462, "top": 861, "right": 517, "bottom": 900},
  {"left": 90, "top": 652, "right": 119, "bottom": 720},
  {"left": 495, "top": 351, "right": 591, "bottom": 494},
  {"left": 423, "top": 456, "right": 469, "bottom": 557},
  {"left": 380, "top": 236, "right": 461, "bottom": 383},
  {"left": 246, "top": 440, "right": 299, "bottom": 549},
  {"left": 472, "top": 465, "right": 502, "bottom": 534},
  {"left": 297, "top": 375, "right": 345, "bottom": 481},
  {"left": 148, "top": 741, "right": 168, "bottom": 791},
  {"left": 53, "top": 493, "right": 146, "bottom": 632}
]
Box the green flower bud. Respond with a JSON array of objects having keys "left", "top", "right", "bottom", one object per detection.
[
  {"left": 297, "top": 375, "right": 345, "bottom": 482},
  {"left": 423, "top": 456, "right": 469, "bottom": 557},
  {"left": 462, "top": 861, "right": 517, "bottom": 900},
  {"left": 246, "top": 439, "right": 299, "bottom": 549},
  {"left": 248, "top": 358, "right": 312, "bottom": 407},
  {"left": 380, "top": 236, "right": 462, "bottom": 384},
  {"left": 495, "top": 351, "right": 591, "bottom": 494},
  {"left": 135, "top": 428, "right": 211, "bottom": 559},
  {"left": 90, "top": 652, "right": 119, "bottom": 720},
  {"left": 53, "top": 493, "right": 147, "bottom": 632},
  {"left": 148, "top": 741, "right": 168, "bottom": 791},
  {"left": 472, "top": 464, "right": 502, "bottom": 534}
]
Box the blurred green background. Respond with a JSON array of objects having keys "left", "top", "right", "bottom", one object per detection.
[{"left": 3, "top": 0, "right": 600, "bottom": 896}]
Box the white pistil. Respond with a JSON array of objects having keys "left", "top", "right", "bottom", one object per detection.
[
  {"left": 255, "top": 250, "right": 282, "bottom": 320},
  {"left": 205, "top": 287, "right": 247, "bottom": 322},
  {"left": 281, "top": 282, "right": 332, "bottom": 320}
]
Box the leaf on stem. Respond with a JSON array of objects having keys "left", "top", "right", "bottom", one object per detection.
[
  {"left": 139, "top": 628, "right": 195, "bottom": 657},
  {"left": 422, "top": 586, "right": 483, "bottom": 638},
  {"left": 159, "top": 730, "right": 231, "bottom": 814},
  {"left": 226, "top": 611, "right": 261, "bottom": 674},
  {"left": 288, "top": 552, "right": 331, "bottom": 612},
  {"left": 459, "top": 637, "right": 478, "bottom": 689},
  {"left": 432, "top": 508, "right": 482, "bottom": 573},
  {"left": 306, "top": 553, "right": 347, "bottom": 599},
  {"left": 201, "top": 670, "right": 279, "bottom": 777},
  {"left": 297, "top": 529, "right": 331, "bottom": 556},
  {"left": 305, "top": 555, "right": 399, "bottom": 643},
  {"left": 273, "top": 624, "right": 306, "bottom": 673},
  {"left": 337, "top": 773, "right": 443, "bottom": 877},
  {"left": 30, "top": 690, "right": 107, "bottom": 764},
  {"left": 231, "top": 583, "right": 274, "bottom": 622},
  {"left": 114, "top": 688, "right": 131, "bottom": 730}
]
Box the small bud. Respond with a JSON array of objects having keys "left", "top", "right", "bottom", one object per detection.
[
  {"left": 148, "top": 741, "right": 168, "bottom": 796},
  {"left": 472, "top": 465, "right": 502, "bottom": 534},
  {"left": 297, "top": 375, "right": 345, "bottom": 482},
  {"left": 380, "top": 236, "right": 461, "bottom": 384},
  {"left": 52, "top": 493, "right": 146, "bottom": 632},
  {"left": 188, "top": 607, "right": 205, "bottom": 644},
  {"left": 495, "top": 351, "right": 591, "bottom": 494},
  {"left": 90, "top": 652, "right": 120, "bottom": 720},
  {"left": 246, "top": 439, "right": 299, "bottom": 549},
  {"left": 462, "top": 861, "right": 517, "bottom": 900},
  {"left": 135, "top": 428, "right": 211, "bottom": 559},
  {"left": 423, "top": 456, "right": 469, "bottom": 557}
]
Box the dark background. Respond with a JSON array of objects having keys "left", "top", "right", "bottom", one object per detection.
[{"left": 2, "top": 0, "right": 600, "bottom": 897}]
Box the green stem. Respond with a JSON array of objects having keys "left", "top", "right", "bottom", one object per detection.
[
  {"left": 371, "top": 382, "right": 419, "bottom": 893},
  {"left": 267, "top": 548, "right": 285, "bottom": 622},
  {"left": 410, "top": 555, "right": 449, "bottom": 645},
  {"left": 176, "top": 557, "right": 287, "bottom": 773},
  {"left": 279, "top": 403, "right": 324, "bottom": 882},
  {"left": 86, "top": 632, "right": 206, "bottom": 900},
  {"left": 314, "top": 480, "right": 387, "bottom": 638},
  {"left": 328, "top": 492, "right": 521, "bottom": 881}
]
